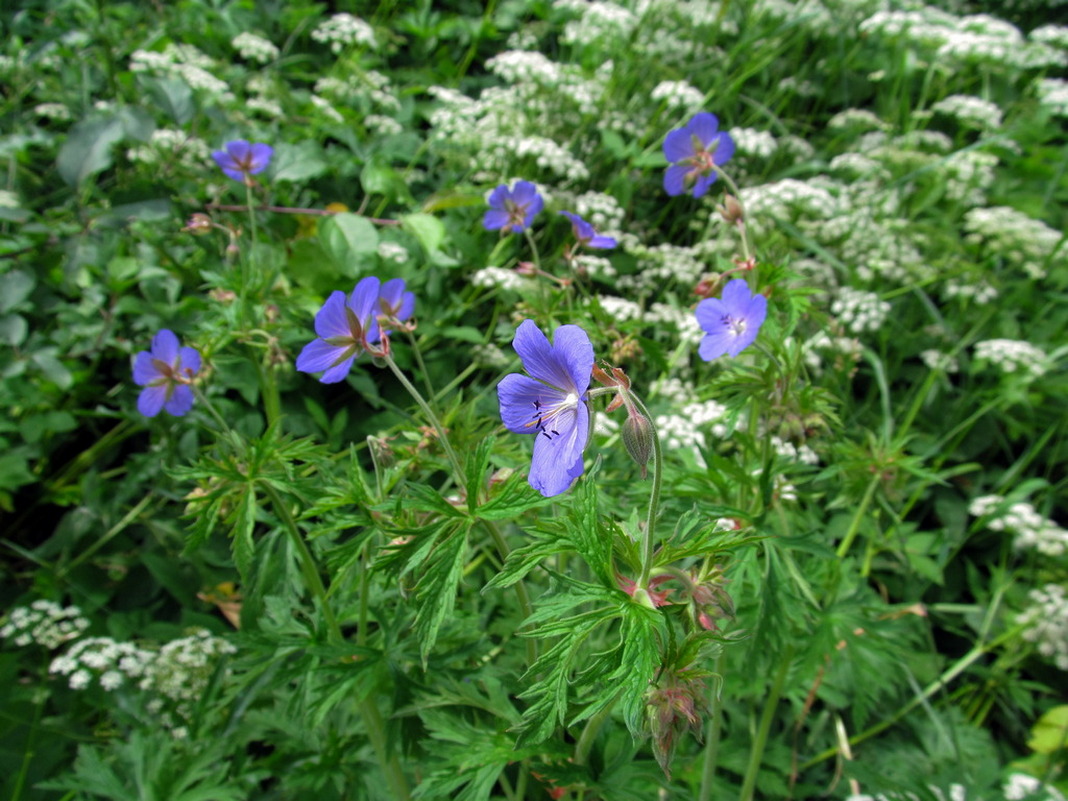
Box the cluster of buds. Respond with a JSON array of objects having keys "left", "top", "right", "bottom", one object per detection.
[
  {"left": 618, "top": 566, "right": 734, "bottom": 632},
  {"left": 592, "top": 363, "right": 655, "bottom": 478},
  {"left": 645, "top": 665, "right": 712, "bottom": 777}
]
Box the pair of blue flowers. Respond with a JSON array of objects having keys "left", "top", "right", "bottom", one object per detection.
[{"left": 483, "top": 181, "right": 618, "bottom": 249}]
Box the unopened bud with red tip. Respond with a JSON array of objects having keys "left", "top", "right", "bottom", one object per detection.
[
  {"left": 183, "top": 213, "right": 214, "bottom": 235},
  {"left": 622, "top": 409, "right": 654, "bottom": 479},
  {"left": 717, "top": 194, "right": 745, "bottom": 225}
]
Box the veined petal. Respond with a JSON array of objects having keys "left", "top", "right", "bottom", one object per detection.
[
  {"left": 745, "top": 293, "right": 768, "bottom": 331},
  {"left": 151, "top": 329, "right": 180, "bottom": 366},
  {"left": 588, "top": 233, "right": 617, "bottom": 249},
  {"left": 691, "top": 171, "right": 718, "bottom": 199},
  {"left": 698, "top": 330, "right": 733, "bottom": 362},
  {"left": 483, "top": 209, "right": 510, "bottom": 231},
  {"left": 512, "top": 319, "right": 574, "bottom": 391},
  {"left": 225, "top": 140, "right": 252, "bottom": 162},
  {"left": 178, "top": 346, "right": 202, "bottom": 376},
  {"left": 313, "top": 291, "right": 352, "bottom": 339},
  {"left": 712, "top": 132, "right": 736, "bottom": 166},
  {"left": 248, "top": 143, "right": 273, "bottom": 174},
  {"left": 663, "top": 164, "right": 690, "bottom": 197},
  {"left": 138, "top": 384, "right": 168, "bottom": 417},
  {"left": 686, "top": 113, "right": 721, "bottom": 147},
  {"left": 511, "top": 180, "right": 540, "bottom": 207},
  {"left": 695, "top": 297, "right": 728, "bottom": 333},
  {"left": 721, "top": 279, "right": 753, "bottom": 313},
  {"left": 296, "top": 338, "right": 353, "bottom": 374},
  {"left": 132, "top": 351, "right": 161, "bottom": 386},
  {"left": 549, "top": 324, "right": 594, "bottom": 394},
  {"left": 163, "top": 385, "right": 194, "bottom": 416},
  {"left": 218, "top": 166, "right": 245, "bottom": 182},
  {"left": 487, "top": 184, "right": 510, "bottom": 210},
  {"left": 498, "top": 373, "right": 555, "bottom": 434},
  {"left": 528, "top": 402, "right": 588, "bottom": 497},
  {"left": 663, "top": 127, "right": 696, "bottom": 163},
  {"left": 349, "top": 276, "right": 381, "bottom": 325},
  {"left": 319, "top": 355, "right": 356, "bottom": 384}
]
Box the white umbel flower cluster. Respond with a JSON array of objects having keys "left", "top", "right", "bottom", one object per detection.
[
  {"left": 126, "top": 128, "right": 210, "bottom": 168},
  {"left": 973, "top": 339, "right": 1050, "bottom": 379},
  {"left": 311, "top": 13, "right": 377, "bottom": 53},
  {"left": 1016, "top": 584, "right": 1068, "bottom": 671},
  {"left": 969, "top": 494, "right": 1068, "bottom": 556},
  {"left": 1035, "top": 78, "right": 1068, "bottom": 116},
  {"left": 831, "top": 288, "right": 891, "bottom": 334},
  {"left": 231, "top": 32, "right": 279, "bottom": 64},
  {"left": 650, "top": 80, "right": 705, "bottom": 112},
  {"left": 560, "top": 1, "right": 638, "bottom": 47},
  {"left": 130, "top": 44, "right": 230, "bottom": 98},
  {"left": 1, "top": 600, "right": 89, "bottom": 649},
  {"left": 49, "top": 636, "right": 154, "bottom": 691},
  {"left": 930, "top": 94, "right": 1003, "bottom": 129},
  {"left": 472, "top": 266, "right": 528, "bottom": 292},
  {"left": 964, "top": 206, "right": 1067, "bottom": 279}
]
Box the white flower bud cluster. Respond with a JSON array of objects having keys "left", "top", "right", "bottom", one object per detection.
[
  {"left": 644, "top": 303, "right": 703, "bottom": 345},
  {"left": 1003, "top": 771, "right": 1067, "bottom": 801},
  {"left": 472, "top": 266, "right": 528, "bottom": 292},
  {"left": 973, "top": 339, "right": 1050, "bottom": 379},
  {"left": 829, "top": 153, "right": 887, "bottom": 179},
  {"left": 231, "top": 32, "right": 279, "bottom": 64},
  {"left": 770, "top": 436, "right": 819, "bottom": 465},
  {"left": 1016, "top": 584, "right": 1068, "bottom": 671},
  {"left": 49, "top": 637, "right": 154, "bottom": 691},
  {"left": 942, "top": 150, "right": 999, "bottom": 206},
  {"left": 942, "top": 279, "right": 997, "bottom": 304},
  {"left": 729, "top": 128, "right": 778, "bottom": 159},
  {"left": 574, "top": 255, "right": 616, "bottom": 279},
  {"left": 831, "top": 288, "right": 890, "bottom": 334},
  {"left": 129, "top": 45, "right": 230, "bottom": 98},
  {"left": 620, "top": 242, "right": 704, "bottom": 289},
  {"left": 471, "top": 343, "right": 510, "bottom": 369},
  {"left": 573, "top": 191, "right": 624, "bottom": 233},
  {"left": 740, "top": 179, "right": 841, "bottom": 230},
  {"left": 365, "top": 114, "right": 403, "bottom": 136},
  {"left": 127, "top": 129, "right": 210, "bottom": 168},
  {"left": 310, "top": 94, "right": 344, "bottom": 123},
  {"left": 1030, "top": 25, "right": 1068, "bottom": 50},
  {"left": 650, "top": 80, "right": 705, "bottom": 112},
  {"left": 561, "top": 2, "right": 638, "bottom": 47},
  {"left": 931, "top": 94, "right": 1003, "bottom": 129},
  {"left": 1, "top": 601, "right": 89, "bottom": 649},
  {"left": 653, "top": 376, "right": 696, "bottom": 407},
  {"left": 969, "top": 494, "right": 1068, "bottom": 555},
  {"left": 920, "top": 349, "right": 959, "bottom": 373},
  {"left": 487, "top": 51, "right": 564, "bottom": 87},
  {"left": 803, "top": 332, "right": 862, "bottom": 372},
  {"left": 828, "top": 109, "right": 889, "bottom": 132},
  {"left": 963, "top": 206, "right": 1066, "bottom": 279},
  {"left": 1035, "top": 78, "right": 1068, "bottom": 117},
  {"left": 246, "top": 97, "right": 283, "bottom": 117},
  {"left": 377, "top": 242, "right": 409, "bottom": 264},
  {"left": 594, "top": 295, "right": 641, "bottom": 322},
  {"left": 141, "top": 629, "right": 237, "bottom": 707},
  {"left": 33, "top": 103, "right": 72, "bottom": 121},
  {"left": 311, "top": 13, "right": 377, "bottom": 53},
  {"left": 655, "top": 398, "right": 728, "bottom": 453}
]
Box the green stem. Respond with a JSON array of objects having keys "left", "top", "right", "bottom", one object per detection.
[
  {"left": 484, "top": 520, "right": 537, "bottom": 666},
  {"left": 244, "top": 182, "right": 258, "bottom": 248},
  {"left": 263, "top": 482, "right": 411, "bottom": 801},
  {"left": 738, "top": 646, "right": 792, "bottom": 801},
  {"left": 523, "top": 227, "right": 542, "bottom": 271},
  {"left": 574, "top": 688, "right": 625, "bottom": 766},
  {"left": 714, "top": 168, "right": 755, "bottom": 264},
  {"left": 382, "top": 354, "right": 464, "bottom": 479},
  {"left": 10, "top": 658, "right": 47, "bottom": 801},
  {"left": 256, "top": 359, "right": 282, "bottom": 428},
  {"left": 697, "top": 652, "right": 727, "bottom": 801},
  {"left": 631, "top": 394, "right": 664, "bottom": 590},
  {"left": 834, "top": 475, "right": 880, "bottom": 560}
]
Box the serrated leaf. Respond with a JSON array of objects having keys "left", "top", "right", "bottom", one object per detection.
[
  {"left": 464, "top": 435, "right": 494, "bottom": 507},
  {"left": 475, "top": 470, "right": 554, "bottom": 521},
  {"left": 405, "top": 482, "right": 467, "bottom": 518},
  {"left": 483, "top": 526, "right": 568, "bottom": 591},
  {"left": 413, "top": 524, "right": 470, "bottom": 665},
  {"left": 229, "top": 488, "right": 257, "bottom": 580},
  {"left": 56, "top": 116, "right": 126, "bottom": 187}
]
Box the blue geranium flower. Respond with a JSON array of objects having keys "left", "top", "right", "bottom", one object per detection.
[
  {"left": 211, "top": 140, "right": 273, "bottom": 183},
  {"left": 694, "top": 279, "right": 767, "bottom": 360},
  {"left": 559, "top": 211, "right": 617, "bottom": 250},
  {"left": 296, "top": 276, "right": 383, "bottom": 383},
  {"left": 483, "top": 180, "right": 544, "bottom": 234},
  {"left": 662, "top": 113, "right": 735, "bottom": 198},
  {"left": 132, "top": 329, "right": 201, "bottom": 417},
  {"left": 497, "top": 320, "right": 594, "bottom": 497}
]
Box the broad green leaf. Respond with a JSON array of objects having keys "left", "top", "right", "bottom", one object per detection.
[
  {"left": 0, "top": 314, "right": 27, "bottom": 346},
  {"left": 271, "top": 140, "right": 328, "bottom": 183},
  {"left": 401, "top": 212, "right": 446, "bottom": 258},
  {"left": 319, "top": 212, "right": 379, "bottom": 276},
  {"left": 57, "top": 116, "right": 125, "bottom": 187},
  {"left": 1027, "top": 705, "right": 1068, "bottom": 754},
  {"left": 142, "top": 76, "right": 194, "bottom": 125},
  {"left": 0, "top": 270, "right": 34, "bottom": 312}
]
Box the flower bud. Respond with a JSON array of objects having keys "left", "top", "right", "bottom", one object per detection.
[
  {"left": 717, "top": 194, "right": 745, "bottom": 225},
  {"left": 183, "top": 213, "right": 214, "bottom": 235},
  {"left": 622, "top": 411, "right": 654, "bottom": 479}
]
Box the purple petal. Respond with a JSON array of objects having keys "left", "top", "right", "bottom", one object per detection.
[
  {"left": 663, "top": 164, "right": 690, "bottom": 197},
  {"left": 686, "top": 113, "right": 720, "bottom": 147},
  {"left": 225, "top": 140, "right": 252, "bottom": 162},
  {"left": 138, "top": 384, "right": 168, "bottom": 417},
  {"left": 511, "top": 180, "right": 540, "bottom": 207},
  {"left": 721, "top": 279, "right": 753, "bottom": 313},
  {"left": 512, "top": 320, "right": 575, "bottom": 391},
  {"left": 694, "top": 297, "right": 728, "bottom": 333},
  {"left": 588, "top": 234, "right": 617, "bottom": 249},
  {"left": 698, "top": 331, "right": 732, "bottom": 362},
  {"left": 528, "top": 402, "right": 589, "bottom": 497},
  {"left": 712, "top": 132, "right": 735, "bottom": 166},
  {"left": 663, "top": 127, "right": 696, "bottom": 163},
  {"left": 132, "top": 351, "right": 161, "bottom": 386},
  {"left": 487, "top": 184, "right": 510, "bottom": 210},
  {"left": 559, "top": 211, "right": 582, "bottom": 226},
  {"left": 248, "top": 143, "right": 273, "bottom": 174},
  {"left": 218, "top": 166, "right": 246, "bottom": 182},
  {"left": 349, "top": 276, "right": 382, "bottom": 325},
  {"left": 319, "top": 355, "right": 357, "bottom": 384},
  {"left": 151, "top": 329, "right": 180, "bottom": 365},
  {"left": 497, "top": 373, "right": 554, "bottom": 434},
  {"left": 396, "top": 292, "right": 415, "bottom": 321},
  {"left": 163, "top": 385, "right": 194, "bottom": 416},
  {"left": 549, "top": 325, "right": 593, "bottom": 394},
  {"left": 313, "top": 291, "right": 352, "bottom": 340},
  {"left": 179, "top": 346, "right": 201, "bottom": 377},
  {"left": 483, "top": 209, "right": 509, "bottom": 231},
  {"left": 296, "top": 338, "right": 351, "bottom": 374},
  {"left": 691, "top": 172, "right": 718, "bottom": 199}
]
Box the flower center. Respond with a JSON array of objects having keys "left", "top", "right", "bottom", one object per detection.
[
  {"left": 723, "top": 315, "right": 747, "bottom": 337},
  {"left": 526, "top": 393, "right": 580, "bottom": 440}
]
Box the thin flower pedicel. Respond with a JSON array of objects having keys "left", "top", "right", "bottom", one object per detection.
[
  {"left": 132, "top": 329, "right": 202, "bottom": 417},
  {"left": 663, "top": 113, "right": 736, "bottom": 198},
  {"left": 497, "top": 320, "right": 594, "bottom": 497}
]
